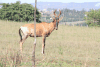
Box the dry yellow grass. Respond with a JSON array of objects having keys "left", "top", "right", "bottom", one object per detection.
[{"left": 0, "top": 20, "right": 100, "bottom": 67}]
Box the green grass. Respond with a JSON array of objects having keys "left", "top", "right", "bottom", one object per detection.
[{"left": 0, "top": 20, "right": 100, "bottom": 67}]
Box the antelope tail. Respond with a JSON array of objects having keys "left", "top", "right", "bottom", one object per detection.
[{"left": 19, "top": 28, "right": 22, "bottom": 41}]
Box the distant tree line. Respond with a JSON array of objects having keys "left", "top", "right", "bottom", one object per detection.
[
  {"left": 0, "top": 1, "right": 100, "bottom": 26},
  {"left": 84, "top": 9, "right": 100, "bottom": 26},
  {"left": 46, "top": 8, "right": 100, "bottom": 27},
  {"left": 44, "top": 8, "right": 86, "bottom": 22},
  {"left": 0, "top": 1, "right": 41, "bottom": 22},
  {"left": 60, "top": 9, "right": 86, "bottom": 22}
]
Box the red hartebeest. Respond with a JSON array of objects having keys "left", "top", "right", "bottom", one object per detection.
[{"left": 19, "top": 10, "right": 62, "bottom": 54}]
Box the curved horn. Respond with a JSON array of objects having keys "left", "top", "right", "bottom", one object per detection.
[
  {"left": 58, "top": 9, "right": 61, "bottom": 17},
  {"left": 59, "top": 13, "right": 64, "bottom": 21},
  {"left": 54, "top": 9, "right": 57, "bottom": 17}
]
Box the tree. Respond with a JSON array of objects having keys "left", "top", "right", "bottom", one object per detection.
[
  {"left": 0, "top": 1, "right": 41, "bottom": 22},
  {"left": 84, "top": 9, "right": 100, "bottom": 26}
]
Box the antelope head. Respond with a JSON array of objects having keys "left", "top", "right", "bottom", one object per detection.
[{"left": 52, "top": 9, "right": 63, "bottom": 30}]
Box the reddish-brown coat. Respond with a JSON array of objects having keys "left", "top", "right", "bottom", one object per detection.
[
  {"left": 19, "top": 9, "right": 62, "bottom": 54},
  {"left": 21, "top": 21, "right": 57, "bottom": 37}
]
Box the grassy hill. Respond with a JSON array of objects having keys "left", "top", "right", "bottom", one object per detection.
[{"left": 0, "top": 20, "right": 100, "bottom": 67}]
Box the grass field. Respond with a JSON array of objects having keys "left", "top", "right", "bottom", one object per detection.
[{"left": 0, "top": 20, "right": 100, "bottom": 67}]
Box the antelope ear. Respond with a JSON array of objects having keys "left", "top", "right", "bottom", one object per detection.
[
  {"left": 59, "top": 16, "right": 63, "bottom": 21},
  {"left": 52, "top": 19, "right": 55, "bottom": 22},
  {"left": 50, "top": 14, "right": 55, "bottom": 20}
]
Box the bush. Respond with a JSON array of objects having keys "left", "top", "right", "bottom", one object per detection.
[
  {"left": 84, "top": 9, "right": 100, "bottom": 26},
  {"left": 0, "top": 1, "right": 41, "bottom": 22}
]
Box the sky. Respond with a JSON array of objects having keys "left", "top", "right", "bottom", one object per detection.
[{"left": 0, "top": 0, "right": 100, "bottom": 3}]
